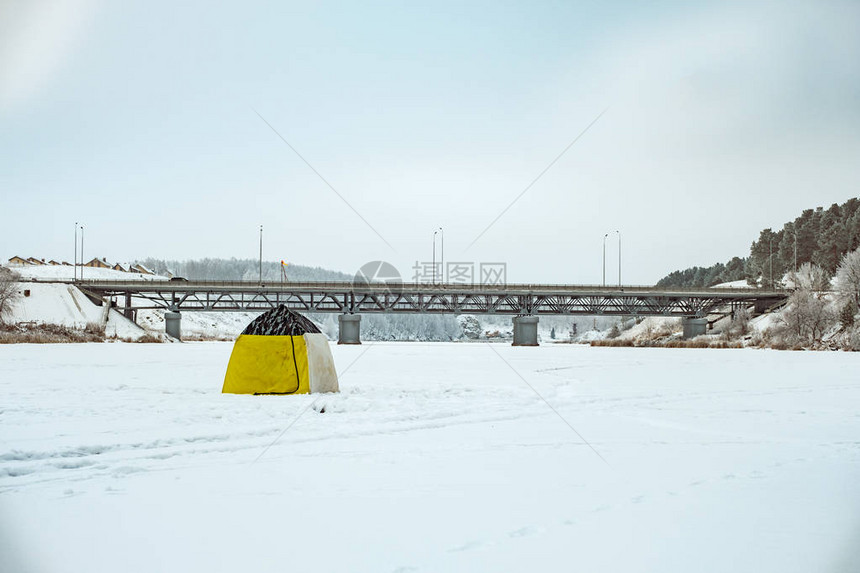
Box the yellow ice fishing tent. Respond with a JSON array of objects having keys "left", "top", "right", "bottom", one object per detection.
[{"left": 222, "top": 306, "right": 339, "bottom": 395}]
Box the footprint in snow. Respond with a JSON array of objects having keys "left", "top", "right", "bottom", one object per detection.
[
  {"left": 448, "top": 540, "right": 486, "bottom": 553},
  {"left": 509, "top": 526, "right": 542, "bottom": 538}
]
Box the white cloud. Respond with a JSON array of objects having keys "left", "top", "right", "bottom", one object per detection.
[{"left": 0, "top": 0, "right": 99, "bottom": 113}]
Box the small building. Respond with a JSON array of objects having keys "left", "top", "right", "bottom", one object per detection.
[
  {"left": 112, "top": 263, "right": 129, "bottom": 272},
  {"left": 48, "top": 260, "right": 62, "bottom": 266},
  {"left": 85, "top": 257, "right": 111, "bottom": 269},
  {"left": 130, "top": 263, "right": 154, "bottom": 275},
  {"left": 61, "top": 261, "right": 72, "bottom": 266},
  {"left": 7, "top": 256, "right": 28, "bottom": 266},
  {"left": 26, "top": 257, "right": 45, "bottom": 265}
]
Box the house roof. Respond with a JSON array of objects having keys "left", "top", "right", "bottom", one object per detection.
[{"left": 131, "top": 263, "right": 154, "bottom": 274}]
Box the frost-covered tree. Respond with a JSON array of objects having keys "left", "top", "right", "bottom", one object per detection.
[
  {"left": 459, "top": 316, "right": 482, "bottom": 340},
  {"left": 835, "top": 247, "right": 860, "bottom": 309},
  {"left": 784, "top": 262, "right": 830, "bottom": 291},
  {"left": 777, "top": 288, "right": 834, "bottom": 346}
]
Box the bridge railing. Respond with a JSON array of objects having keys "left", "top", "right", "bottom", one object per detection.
[{"left": 65, "top": 278, "right": 789, "bottom": 295}]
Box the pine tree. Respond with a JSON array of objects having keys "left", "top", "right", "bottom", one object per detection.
[
  {"left": 814, "top": 204, "right": 846, "bottom": 273},
  {"left": 795, "top": 209, "right": 818, "bottom": 265}
]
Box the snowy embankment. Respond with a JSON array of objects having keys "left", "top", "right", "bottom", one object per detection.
[
  {"left": 1, "top": 343, "right": 858, "bottom": 572},
  {"left": 8, "top": 265, "right": 259, "bottom": 340},
  {"left": 7, "top": 265, "right": 162, "bottom": 339},
  {"left": 7, "top": 281, "right": 147, "bottom": 340}
]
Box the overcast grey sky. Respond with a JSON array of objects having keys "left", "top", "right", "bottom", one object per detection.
[{"left": 1, "top": 0, "right": 858, "bottom": 283}]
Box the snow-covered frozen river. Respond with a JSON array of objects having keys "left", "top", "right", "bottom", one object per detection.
[{"left": 2, "top": 342, "right": 859, "bottom": 572}]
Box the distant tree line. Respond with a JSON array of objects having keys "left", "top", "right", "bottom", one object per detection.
[
  {"left": 136, "top": 257, "right": 352, "bottom": 283},
  {"left": 656, "top": 257, "right": 746, "bottom": 288},
  {"left": 746, "top": 198, "right": 860, "bottom": 285},
  {"left": 656, "top": 197, "right": 860, "bottom": 288}
]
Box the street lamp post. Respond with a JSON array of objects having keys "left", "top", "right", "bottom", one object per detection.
[
  {"left": 616, "top": 230, "right": 622, "bottom": 288},
  {"left": 602, "top": 233, "right": 608, "bottom": 287},
  {"left": 259, "top": 225, "right": 263, "bottom": 284},
  {"left": 794, "top": 232, "right": 797, "bottom": 272},
  {"left": 769, "top": 238, "right": 774, "bottom": 289},
  {"left": 80, "top": 226, "right": 84, "bottom": 281},
  {"left": 437, "top": 227, "right": 444, "bottom": 284},
  {"left": 432, "top": 230, "right": 439, "bottom": 285},
  {"left": 74, "top": 222, "right": 78, "bottom": 281}
]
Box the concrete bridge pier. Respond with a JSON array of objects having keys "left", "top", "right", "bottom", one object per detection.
[
  {"left": 123, "top": 293, "right": 135, "bottom": 322},
  {"left": 165, "top": 310, "right": 182, "bottom": 340},
  {"left": 338, "top": 314, "right": 361, "bottom": 344},
  {"left": 682, "top": 317, "right": 707, "bottom": 339},
  {"left": 753, "top": 299, "right": 772, "bottom": 315},
  {"left": 512, "top": 315, "right": 539, "bottom": 346}
]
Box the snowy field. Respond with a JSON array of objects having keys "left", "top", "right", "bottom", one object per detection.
[{"left": 2, "top": 343, "right": 859, "bottom": 572}]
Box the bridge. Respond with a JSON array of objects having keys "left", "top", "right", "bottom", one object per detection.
[{"left": 72, "top": 279, "right": 789, "bottom": 345}]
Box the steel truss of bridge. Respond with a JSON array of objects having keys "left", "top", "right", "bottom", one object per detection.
[{"left": 76, "top": 280, "right": 788, "bottom": 317}]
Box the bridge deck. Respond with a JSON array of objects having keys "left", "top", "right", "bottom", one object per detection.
[{"left": 69, "top": 280, "right": 788, "bottom": 317}]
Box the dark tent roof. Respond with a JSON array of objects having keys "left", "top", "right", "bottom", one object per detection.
[{"left": 241, "top": 306, "right": 321, "bottom": 336}]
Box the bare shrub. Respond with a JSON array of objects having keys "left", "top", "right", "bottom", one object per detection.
[
  {"left": 84, "top": 322, "right": 105, "bottom": 337},
  {"left": 0, "top": 323, "right": 106, "bottom": 344},
  {"left": 721, "top": 308, "right": 751, "bottom": 340},
  {"left": 592, "top": 338, "right": 740, "bottom": 349},
  {"left": 710, "top": 340, "right": 743, "bottom": 349},
  {"left": 123, "top": 333, "right": 164, "bottom": 343},
  {"left": 641, "top": 320, "right": 654, "bottom": 340},
  {"left": 181, "top": 333, "right": 233, "bottom": 342},
  {"left": 590, "top": 339, "right": 634, "bottom": 347},
  {"left": 843, "top": 325, "right": 860, "bottom": 351},
  {"left": 0, "top": 267, "right": 22, "bottom": 324}
]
